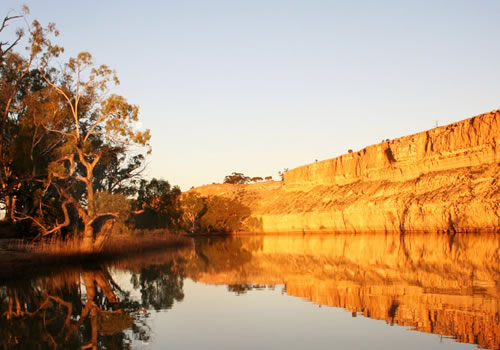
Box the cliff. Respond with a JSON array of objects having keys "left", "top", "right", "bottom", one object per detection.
[
  {"left": 193, "top": 110, "right": 500, "bottom": 233},
  {"left": 285, "top": 110, "right": 500, "bottom": 186}
]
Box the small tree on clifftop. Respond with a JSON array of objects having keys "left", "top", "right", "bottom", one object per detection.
[
  {"left": 223, "top": 172, "right": 251, "bottom": 184},
  {"left": 278, "top": 168, "right": 288, "bottom": 181}
]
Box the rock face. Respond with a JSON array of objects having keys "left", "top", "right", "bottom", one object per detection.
[
  {"left": 285, "top": 110, "right": 500, "bottom": 186},
  {"left": 193, "top": 110, "right": 500, "bottom": 233}
]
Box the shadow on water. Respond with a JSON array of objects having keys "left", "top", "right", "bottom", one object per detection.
[{"left": 0, "top": 233, "right": 498, "bottom": 349}]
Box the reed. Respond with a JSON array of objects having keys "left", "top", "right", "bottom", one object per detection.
[
  {"left": 0, "top": 234, "right": 192, "bottom": 283},
  {"left": 7, "top": 233, "right": 192, "bottom": 260}
]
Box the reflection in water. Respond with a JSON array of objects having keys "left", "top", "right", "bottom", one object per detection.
[
  {"left": 0, "top": 260, "right": 184, "bottom": 349},
  {"left": 0, "top": 268, "right": 134, "bottom": 348},
  {"left": 183, "top": 234, "right": 500, "bottom": 350},
  {"left": 0, "top": 233, "right": 498, "bottom": 349},
  {"left": 130, "top": 261, "right": 184, "bottom": 311}
]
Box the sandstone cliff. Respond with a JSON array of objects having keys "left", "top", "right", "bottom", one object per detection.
[
  {"left": 285, "top": 110, "right": 500, "bottom": 186},
  {"left": 193, "top": 110, "right": 500, "bottom": 233}
]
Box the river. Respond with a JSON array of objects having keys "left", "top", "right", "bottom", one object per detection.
[{"left": 0, "top": 233, "right": 498, "bottom": 349}]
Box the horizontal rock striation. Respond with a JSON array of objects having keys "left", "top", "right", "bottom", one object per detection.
[
  {"left": 193, "top": 110, "right": 500, "bottom": 233},
  {"left": 285, "top": 110, "right": 500, "bottom": 186}
]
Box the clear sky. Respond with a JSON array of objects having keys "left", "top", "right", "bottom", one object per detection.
[{"left": 3, "top": 1, "right": 500, "bottom": 190}]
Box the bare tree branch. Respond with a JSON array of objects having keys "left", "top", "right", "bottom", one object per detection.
[
  {"left": 0, "top": 14, "right": 24, "bottom": 59},
  {"left": 15, "top": 198, "right": 71, "bottom": 238}
]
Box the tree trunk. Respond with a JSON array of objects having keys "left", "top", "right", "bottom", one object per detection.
[
  {"left": 82, "top": 218, "right": 116, "bottom": 253},
  {"left": 94, "top": 218, "right": 115, "bottom": 252},
  {"left": 80, "top": 154, "right": 99, "bottom": 253},
  {"left": 82, "top": 272, "right": 99, "bottom": 350},
  {"left": 94, "top": 270, "right": 119, "bottom": 304},
  {"left": 9, "top": 194, "right": 17, "bottom": 222},
  {"left": 3, "top": 194, "right": 11, "bottom": 222},
  {"left": 81, "top": 223, "right": 94, "bottom": 253}
]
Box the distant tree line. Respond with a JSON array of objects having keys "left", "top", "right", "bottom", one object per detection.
[
  {"left": 223, "top": 172, "right": 273, "bottom": 184},
  {"left": 179, "top": 191, "right": 251, "bottom": 234}
]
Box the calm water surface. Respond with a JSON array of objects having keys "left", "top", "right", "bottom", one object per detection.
[{"left": 0, "top": 233, "right": 498, "bottom": 349}]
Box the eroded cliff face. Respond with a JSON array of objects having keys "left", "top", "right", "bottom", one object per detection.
[
  {"left": 183, "top": 234, "right": 500, "bottom": 350},
  {"left": 193, "top": 110, "right": 500, "bottom": 233},
  {"left": 285, "top": 110, "right": 500, "bottom": 186}
]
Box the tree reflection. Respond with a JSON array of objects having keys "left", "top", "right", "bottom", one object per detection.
[
  {"left": 0, "top": 269, "right": 137, "bottom": 349},
  {"left": 130, "top": 261, "right": 184, "bottom": 311},
  {"left": 186, "top": 236, "right": 260, "bottom": 279},
  {"left": 0, "top": 260, "right": 185, "bottom": 349},
  {"left": 227, "top": 283, "right": 273, "bottom": 295}
]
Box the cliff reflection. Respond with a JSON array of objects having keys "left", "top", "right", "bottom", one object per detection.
[
  {"left": 185, "top": 233, "right": 500, "bottom": 349},
  {"left": 0, "top": 259, "right": 184, "bottom": 349},
  {"left": 0, "top": 234, "right": 498, "bottom": 349}
]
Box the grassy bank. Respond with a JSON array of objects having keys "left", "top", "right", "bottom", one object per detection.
[{"left": 0, "top": 233, "right": 192, "bottom": 282}]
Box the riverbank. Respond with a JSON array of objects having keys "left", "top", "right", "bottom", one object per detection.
[{"left": 0, "top": 234, "right": 192, "bottom": 282}]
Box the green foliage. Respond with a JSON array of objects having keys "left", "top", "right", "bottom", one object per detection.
[
  {"left": 0, "top": 264, "right": 175, "bottom": 348},
  {"left": 0, "top": 9, "right": 152, "bottom": 248},
  {"left": 47, "top": 161, "right": 67, "bottom": 178},
  {"left": 133, "top": 178, "right": 182, "bottom": 230},
  {"left": 95, "top": 192, "right": 130, "bottom": 217},
  {"left": 131, "top": 262, "right": 184, "bottom": 311},
  {"left": 93, "top": 146, "right": 145, "bottom": 196},
  {"left": 54, "top": 141, "right": 76, "bottom": 158},
  {"left": 199, "top": 196, "right": 251, "bottom": 233},
  {"left": 180, "top": 192, "right": 207, "bottom": 233}
]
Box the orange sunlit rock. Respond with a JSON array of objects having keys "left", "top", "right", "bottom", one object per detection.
[{"left": 193, "top": 110, "right": 500, "bottom": 233}]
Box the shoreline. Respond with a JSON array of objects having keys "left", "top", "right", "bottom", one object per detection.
[{"left": 0, "top": 234, "right": 192, "bottom": 282}]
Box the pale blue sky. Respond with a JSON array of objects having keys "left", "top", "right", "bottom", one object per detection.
[{"left": 3, "top": 1, "right": 500, "bottom": 189}]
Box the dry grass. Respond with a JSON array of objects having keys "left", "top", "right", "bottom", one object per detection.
[
  {"left": 0, "top": 233, "right": 193, "bottom": 284},
  {"left": 103, "top": 234, "right": 192, "bottom": 256},
  {"left": 6, "top": 233, "right": 192, "bottom": 261}
]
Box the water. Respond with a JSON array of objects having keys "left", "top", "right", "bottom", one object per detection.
[{"left": 0, "top": 233, "right": 498, "bottom": 349}]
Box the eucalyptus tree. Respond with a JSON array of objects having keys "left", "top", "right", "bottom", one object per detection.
[
  {"left": 223, "top": 172, "right": 251, "bottom": 184},
  {"left": 180, "top": 192, "right": 207, "bottom": 233},
  {"left": 0, "top": 12, "right": 61, "bottom": 222},
  {"left": 134, "top": 178, "right": 182, "bottom": 230},
  {"left": 33, "top": 51, "right": 151, "bottom": 251},
  {"left": 0, "top": 6, "right": 27, "bottom": 60},
  {"left": 0, "top": 11, "right": 151, "bottom": 250}
]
